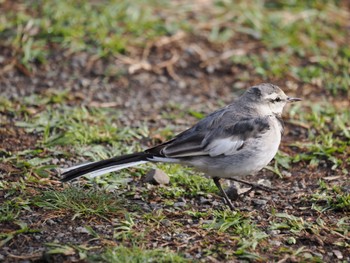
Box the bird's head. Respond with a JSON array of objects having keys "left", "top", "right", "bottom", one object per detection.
[{"left": 243, "top": 83, "right": 301, "bottom": 116}]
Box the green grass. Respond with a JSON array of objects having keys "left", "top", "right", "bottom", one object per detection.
[
  {"left": 1, "top": 222, "right": 39, "bottom": 248},
  {"left": 270, "top": 213, "right": 310, "bottom": 234},
  {"left": 7, "top": 93, "right": 150, "bottom": 158},
  {"left": 1, "top": 93, "right": 163, "bottom": 191},
  {"left": 213, "top": 0, "right": 347, "bottom": 52},
  {"left": 2, "top": 0, "right": 349, "bottom": 95},
  {"left": 0, "top": 181, "right": 32, "bottom": 225},
  {"left": 44, "top": 243, "right": 188, "bottom": 262},
  {"left": 0, "top": 201, "right": 21, "bottom": 223},
  {"left": 2, "top": 96, "right": 152, "bottom": 181},
  {"left": 232, "top": 48, "right": 350, "bottom": 95},
  {"left": 1, "top": 0, "right": 182, "bottom": 65},
  {"left": 216, "top": 1, "right": 350, "bottom": 95},
  {"left": 89, "top": 245, "right": 188, "bottom": 263},
  {"left": 33, "top": 187, "right": 127, "bottom": 220},
  {"left": 157, "top": 163, "right": 218, "bottom": 199},
  {"left": 268, "top": 212, "right": 344, "bottom": 261},
  {"left": 311, "top": 180, "right": 350, "bottom": 212},
  {"left": 203, "top": 209, "right": 268, "bottom": 259},
  {"left": 292, "top": 103, "right": 350, "bottom": 171},
  {"left": 15, "top": 105, "right": 149, "bottom": 148}
]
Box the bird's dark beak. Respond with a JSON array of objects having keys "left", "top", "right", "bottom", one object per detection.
[{"left": 287, "top": 97, "right": 302, "bottom": 102}]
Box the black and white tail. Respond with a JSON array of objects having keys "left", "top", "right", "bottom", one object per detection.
[
  {"left": 60, "top": 152, "right": 152, "bottom": 182},
  {"left": 59, "top": 132, "right": 193, "bottom": 182}
]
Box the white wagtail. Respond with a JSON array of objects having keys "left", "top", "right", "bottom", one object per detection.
[{"left": 60, "top": 83, "right": 301, "bottom": 209}]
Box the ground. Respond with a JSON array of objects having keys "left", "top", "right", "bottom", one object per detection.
[{"left": 0, "top": 0, "right": 349, "bottom": 262}]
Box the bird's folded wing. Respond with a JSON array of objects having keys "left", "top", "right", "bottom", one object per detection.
[{"left": 147, "top": 116, "right": 271, "bottom": 158}]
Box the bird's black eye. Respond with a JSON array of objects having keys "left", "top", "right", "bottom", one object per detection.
[{"left": 274, "top": 97, "right": 281, "bottom": 102}]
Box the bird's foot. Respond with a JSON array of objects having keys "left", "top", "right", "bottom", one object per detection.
[
  {"left": 225, "top": 178, "right": 276, "bottom": 198},
  {"left": 246, "top": 182, "right": 275, "bottom": 193},
  {"left": 213, "top": 177, "right": 235, "bottom": 210}
]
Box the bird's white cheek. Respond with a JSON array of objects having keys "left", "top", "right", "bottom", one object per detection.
[{"left": 269, "top": 103, "right": 285, "bottom": 115}]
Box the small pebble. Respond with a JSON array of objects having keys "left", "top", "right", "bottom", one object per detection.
[
  {"left": 271, "top": 240, "right": 282, "bottom": 246},
  {"left": 46, "top": 219, "right": 55, "bottom": 225},
  {"left": 52, "top": 158, "right": 59, "bottom": 165},
  {"left": 56, "top": 233, "right": 65, "bottom": 238},
  {"left": 253, "top": 199, "right": 267, "bottom": 206},
  {"left": 211, "top": 200, "right": 220, "bottom": 206},
  {"left": 333, "top": 250, "right": 343, "bottom": 259},
  {"left": 199, "top": 197, "right": 211, "bottom": 204},
  {"left": 161, "top": 219, "right": 172, "bottom": 227},
  {"left": 178, "top": 81, "right": 187, "bottom": 89},
  {"left": 269, "top": 230, "right": 281, "bottom": 236},
  {"left": 257, "top": 179, "right": 272, "bottom": 187},
  {"left": 161, "top": 234, "right": 172, "bottom": 241},
  {"left": 173, "top": 202, "right": 186, "bottom": 207},
  {"left": 76, "top": 227, "right": 89, "bottom": 234},
  {"left": 282, "top": 171, "right": 292, "bottom": 177},
  {"left": 158, "top": 76, "right": 168, "bottom": 83},
  {"left": 143, "top": 169, "right": 170, "bottom": 185}
]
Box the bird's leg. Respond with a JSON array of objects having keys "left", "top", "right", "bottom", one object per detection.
[
  {"left": 226, "top": 178, "right": 276, "bottom": 192},
  {"left": 213, "top": 177, "right": 235, "bottom": 210}
]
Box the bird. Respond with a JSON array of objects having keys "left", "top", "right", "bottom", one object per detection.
[{"left": 60, "top": 83, "right": 301, "bottom": 210}]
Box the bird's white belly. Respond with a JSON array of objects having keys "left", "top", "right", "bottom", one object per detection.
[
  {"left": 220, "top": 141, "right": 279, "bottom": 178},
  {"left": 188, "top": 117, "right": 282, "bottom": 179}
]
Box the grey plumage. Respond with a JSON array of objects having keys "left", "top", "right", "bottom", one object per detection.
[{"left": 60, "top": 83, "right": 301, "bottom": 209}]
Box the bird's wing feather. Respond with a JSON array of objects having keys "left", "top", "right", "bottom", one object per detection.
[
  {"left": 204, "top": 138, "right": 244, "bottom": 157},
  {"left": 147, "top": 110, "right": 271, "bottom": 158}
]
